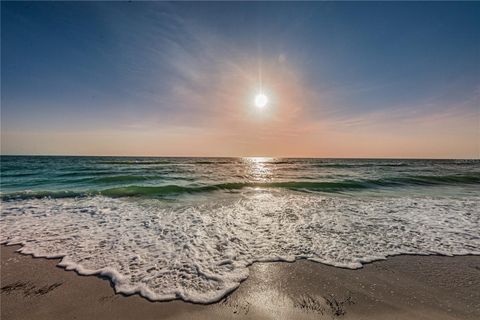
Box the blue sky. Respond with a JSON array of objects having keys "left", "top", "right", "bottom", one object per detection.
[{"left": 1, "top": 2, "right": 479, "bottom": 157}]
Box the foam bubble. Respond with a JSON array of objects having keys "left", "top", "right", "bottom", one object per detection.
[{"left": 1, "top": 191, "right": 479, "bottom": 303}]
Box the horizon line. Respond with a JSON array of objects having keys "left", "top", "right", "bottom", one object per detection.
[{"left": 1, "top": 154, "right": 478, "bottom": 161}]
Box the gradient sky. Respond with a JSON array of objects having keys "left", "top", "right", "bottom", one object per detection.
[{"left": 1, "top": 1, "right": 479, "bottom": 158}]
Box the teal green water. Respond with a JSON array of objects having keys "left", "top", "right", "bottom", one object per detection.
[{"left": 1, "top": 156, "right": 479, "bottom": 199}]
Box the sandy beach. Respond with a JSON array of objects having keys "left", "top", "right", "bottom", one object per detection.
[{"left": 1, "top": 245, "right": 479, "bottom": 320}]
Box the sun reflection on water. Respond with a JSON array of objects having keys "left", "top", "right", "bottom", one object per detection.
[{"left": 242, "top": 157, "right": 274, "bottom": 183}]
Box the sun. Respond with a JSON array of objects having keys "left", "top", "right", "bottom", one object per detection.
[{"left": 254, "top": 93, "right": 268, "bottom": 108}]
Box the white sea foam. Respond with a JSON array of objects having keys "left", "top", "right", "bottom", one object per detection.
[{"left": 1, "top": 190, "right": 479, "bottom": 303}]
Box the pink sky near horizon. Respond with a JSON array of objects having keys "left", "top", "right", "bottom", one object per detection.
[{"left": 3, "top": 59, "right": 478, "bottom": 159}]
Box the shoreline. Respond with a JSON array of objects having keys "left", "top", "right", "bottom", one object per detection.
[
  {"left": 2, "top": 244, "right": 479, "bottom": 319},
  {"left": 3, "top": 242, "right": 480, "bottom": 303}
]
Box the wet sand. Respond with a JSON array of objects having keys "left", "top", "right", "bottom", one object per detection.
[{"left": 1, "top": 244, "right": 479, "bottom": 320}]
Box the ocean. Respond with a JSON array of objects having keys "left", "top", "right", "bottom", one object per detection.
[{"left": 1, "top": 156, "right": 479, "bottom": 303}]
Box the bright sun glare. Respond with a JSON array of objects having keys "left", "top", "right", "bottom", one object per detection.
[{"left": 254, "top": 93, "right": 268, "bottom": 108}]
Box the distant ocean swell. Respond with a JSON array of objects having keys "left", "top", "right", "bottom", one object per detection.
[{"left": 2, "top": 174, "right": 479, "bottom": 200}]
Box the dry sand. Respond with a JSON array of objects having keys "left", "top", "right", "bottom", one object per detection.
[{"left": 1, "top": 244, "right": 479, "bottom": 320}]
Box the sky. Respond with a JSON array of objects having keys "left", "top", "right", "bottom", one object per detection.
[{"left": 1, "top": 1, "right": 479, "bottom": 158}]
